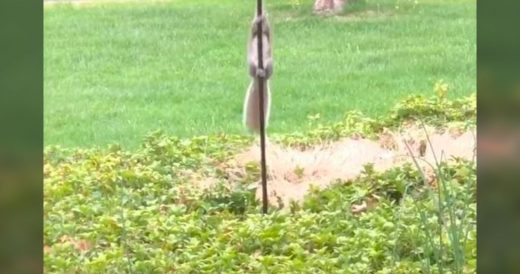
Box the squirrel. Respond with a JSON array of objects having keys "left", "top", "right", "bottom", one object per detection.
[{"left": 243, "top": 12, "right": 273, "bottom": 134}]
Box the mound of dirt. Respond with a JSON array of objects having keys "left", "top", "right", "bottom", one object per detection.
[{"left": 230, "top": 125, "right": 476, "bottom": 206}]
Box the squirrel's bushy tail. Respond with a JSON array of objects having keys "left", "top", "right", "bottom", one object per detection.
[{"left": 243, "top": 80, "right": 271, "bottom": 134}]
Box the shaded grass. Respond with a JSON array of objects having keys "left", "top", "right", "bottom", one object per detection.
[{"left": 44, "top": 0, "right": 475, "bottom": 148}]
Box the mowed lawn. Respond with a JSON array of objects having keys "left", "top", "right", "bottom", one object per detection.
[{"left": 44, "top": 0, "right": 476, "bottom": 148}]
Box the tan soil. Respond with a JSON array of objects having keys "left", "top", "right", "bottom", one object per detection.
[{"left": 228, "top": 125, "right": 476, "bottom": 206}]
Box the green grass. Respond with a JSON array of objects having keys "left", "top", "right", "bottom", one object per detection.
[{"left": 44, "top": 0, "right": 476, "bottom": 148}]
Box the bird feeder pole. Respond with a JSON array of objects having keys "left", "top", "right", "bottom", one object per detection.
[{"left": 255, "top": 0, "right": 269, "bottom": 214}]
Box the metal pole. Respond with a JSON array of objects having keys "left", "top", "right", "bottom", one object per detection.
[{"left": 256, "top": 0, "right": 268, "bottom": 214}]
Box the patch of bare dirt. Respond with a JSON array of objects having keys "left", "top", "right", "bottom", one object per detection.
[
  {"left": 54, "top": 235, "right": 92, "bottom": 252},
  {"left": 228, "top": 125, "right": 476, "bottom": 206}
]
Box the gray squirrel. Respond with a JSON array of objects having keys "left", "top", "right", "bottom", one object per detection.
[{"left": 243, "top": 12, "right": 273, "bottom": 134}]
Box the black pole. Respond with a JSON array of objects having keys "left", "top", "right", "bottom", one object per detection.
[{"left": 256, "top": 0, "right": 268, "bottom": 214}]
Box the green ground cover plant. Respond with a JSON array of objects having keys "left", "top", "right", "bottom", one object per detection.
[
  {"left": 44, "top": 93, "right": 476, "bottom": 273},
  {"left": 44, "top": 0, "right": 476, "bottom": 148}
]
